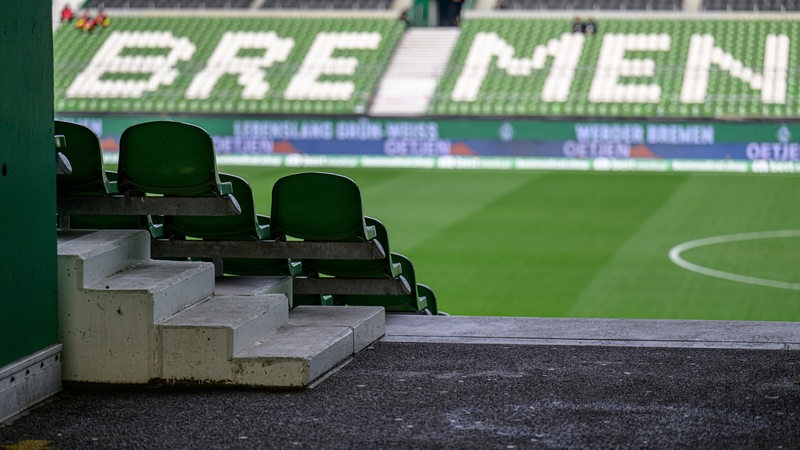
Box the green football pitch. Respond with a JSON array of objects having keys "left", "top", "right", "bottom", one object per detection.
[{"left": 220, "top": 165, "right": 800, "bottom": 322}]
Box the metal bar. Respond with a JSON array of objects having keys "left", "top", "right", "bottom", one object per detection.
[
  {"left": 212, "top": 256, "right": 224, "bottom": 277},
  {"left": 56, "top": 194, "right": 242, "bottom": 216},
  {"left": 56, "top": 152, "right": 72, "bottom": 175},
  {"left": 293, "top": 276, "right": 411, "bottom": 295},
  {"left": 150, "top": 239, "right": 386, "bottom": 260}
]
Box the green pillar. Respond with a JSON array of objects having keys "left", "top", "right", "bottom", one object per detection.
[
  {"left": 408, "top": 0, "right": 430, "bottom": 27},
  {"left": 0, "top": 1, "right": 58, "bottom": 367}
]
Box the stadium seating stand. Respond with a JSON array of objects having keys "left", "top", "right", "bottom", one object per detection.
[
  {"left": 260, "top": 0, "right": 394, "bottom": 10},
  {"left": 84, "top": 0, "right": 253, "bottom": 9}
]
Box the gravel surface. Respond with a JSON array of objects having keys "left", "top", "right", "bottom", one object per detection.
[{"left": 1, "top": 342, "right": 798, "bottom": 449}]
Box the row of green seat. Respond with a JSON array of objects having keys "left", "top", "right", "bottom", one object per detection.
[
  {"left": 54, "top": 15, "right": 799, "bottom": 119},
  {"left": 431, "top": 17, "right": 800, "bottom": 118},
  {"left": 55, "top": 119, "right": 440, "bottom": 315},
  {"left": 53, "top": 16, "right": 404, "bottom": 115}
]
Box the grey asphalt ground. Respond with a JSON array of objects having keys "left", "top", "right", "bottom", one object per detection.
[{"left": 1, "top": 341, "right": 798, "bottom": 449}]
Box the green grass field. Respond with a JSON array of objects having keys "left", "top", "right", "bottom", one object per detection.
[{"left": 220, "top": 165, "right": 800, "bottom": 322}]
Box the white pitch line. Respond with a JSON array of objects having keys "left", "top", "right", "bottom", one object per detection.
[{"left": 668, "top": 230, "right": 800, "bottom": 291}]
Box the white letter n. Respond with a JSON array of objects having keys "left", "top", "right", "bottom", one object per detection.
[{"left": 680, "top": 34, "right": 789, "bottom": 105}]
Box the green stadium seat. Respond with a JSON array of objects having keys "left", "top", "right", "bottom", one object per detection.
[
  {"left": 306, "top": 216, "right": 400, "bottom": 278},
  {"left": 332, "top": 253, "right": 429, "bottom": 314},
  {"left": 163, "top": 172, "right": 301, "bottom": 276},
  {"left": 269, "top": 172, "right": 376, "bottom": 242},
  {"left": 55, "top": 120, "right": 116, "bottom": 196},
  {"left": 55, "top": 120, "right": 163, "bottom": 237},
  {"left": 117, "top": 120, "right": 232, "bottom": 196},
  {"left": 165, "top": 173, "right": 266, "bottom": 241},
  {"left": 417, "top": 283, "right": 445, "bottom": 315}
]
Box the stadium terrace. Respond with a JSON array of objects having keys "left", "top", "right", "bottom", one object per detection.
[
  {"left": 54, "top": 15, "right": 800, "bottom": 118},
  {"left": 64, "top": 29, "right": 791, "bottom": 104}
]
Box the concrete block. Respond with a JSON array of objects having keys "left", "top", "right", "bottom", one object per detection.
[
  {"left": 85, "top": 260, "right": 215, "bottom": 321},
  {"left": 232, "top": 325, "right": 354, "bottom": 387},
  {"left": 57, "top": 230, "right": 150, "bottom": 287},
  {"left": 159, "top": 294, "right": 289, "bottom": 381},
  {"left": 289, "top": 306, "right": 385, "bottom": 353},
  {"left": 60, "top": 259, "right": 214, "bottom": 383}
]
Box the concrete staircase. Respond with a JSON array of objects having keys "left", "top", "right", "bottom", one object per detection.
[
  {"left": 57, "top": 229, "right": 384, "bottom": 388},
  {"left": 369, "top": 28, "right": 460, "bottom": 116}
]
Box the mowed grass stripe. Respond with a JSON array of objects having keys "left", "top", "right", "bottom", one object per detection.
[
  {"left": 409, "top": 172, "right": 690, "bottom": 317},
  {"left": 356, "top": 170, "right": 541, "bottom": 251},
  {"left": 569, "top": 173, "right": 800, "bottom": 321}
]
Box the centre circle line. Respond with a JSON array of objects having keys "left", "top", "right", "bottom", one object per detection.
[{"left": 668, "top": 230, "right": 800, "bottom": 291}]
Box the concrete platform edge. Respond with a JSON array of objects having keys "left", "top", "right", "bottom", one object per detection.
[
  {"left": 384, "top": 315, "right": 800, "bottom": 350},
  {"left": 0, "top": 344, "right": 62, "bottom": 424}
]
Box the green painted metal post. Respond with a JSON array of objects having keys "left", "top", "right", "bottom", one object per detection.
[
  {"left": 0, "top": 2, "right": 58, "bottom": 368},
  {"left": 408, "top": 0, "right": 430, "bottom": 27}
]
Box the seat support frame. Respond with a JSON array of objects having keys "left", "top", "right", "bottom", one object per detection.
[
  {"left": 57, "top": 195, "right": 242, "bottom": 228},
  {"left": 293, "top": 276, "right": 412, "bottom": 296},
  {"left": 150, "top": 239, "right": 386, "bottom": 276}
]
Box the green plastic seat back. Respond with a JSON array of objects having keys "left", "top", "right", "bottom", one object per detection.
[
  {"left": 270, "top": 172, "right": 369, "bottom": 241},
  {"left": 118, "top": 121, "right": 228, "bottom": 196},
  {"left": 388, "top": 253, "right": 426, "bottom": 312},
  {"left": 336, "top": 253, "right": 428, "bottom": 313},
  {"left": 55, "top": 120, "right": 114, "bottom": 195},
  {"left": 309, "top": 216, "right": 399, "bottom": 278},
  {"left": 159, "top": 172, "right": 296, "bottom": 276},
  {"left": 416, "top": 283, "right": 438, "bottom": 315},
  {"left": 165, "top": 173, "right": 263, "bottom": 240}
]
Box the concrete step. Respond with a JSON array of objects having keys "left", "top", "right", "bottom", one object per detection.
[
  {"left": 84, "top": 259, "right": 215, "bottom": 321},
  {"left": 57, "top": 230, "right": 388, "bottom": 388},
  {"left": 160, "top": 305, "right": 385, "bottom": 387},
  {"left": 58, "top": 229, "right": 217, "bottom": 383},
  {"left": 289, "top": 306, "right": 385, "bottom": 354},
  {"left": 58, "top": 229, "right": 150, "bottom": 287},
  {"left": 159, "top": 294, "right": 290, "bottom": 382},
  {"left": 370, "top": 28, "right": 460, "bottom": 116},
  {"left": 233, "top": 325, "right": 353, "bottom": 387}
]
